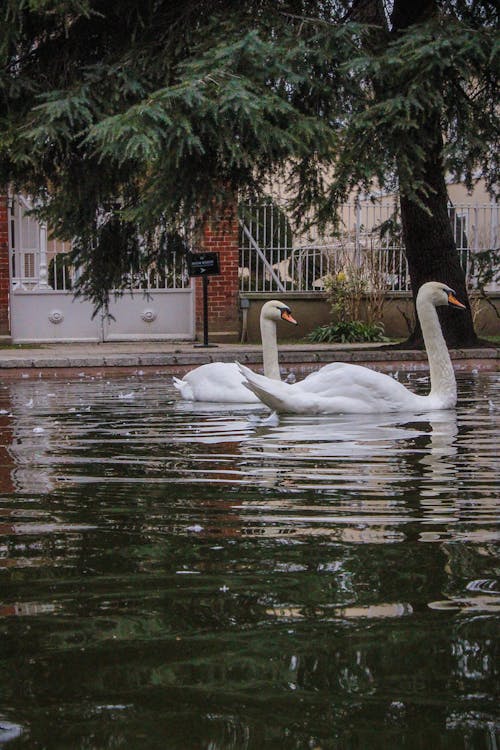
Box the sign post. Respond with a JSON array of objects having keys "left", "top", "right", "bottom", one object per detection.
[{"left": 186, "top": 251, "right": 221, "bottom": 348}]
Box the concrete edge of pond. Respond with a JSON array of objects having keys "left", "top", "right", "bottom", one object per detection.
[{"left": 0, "top": 342, "right": 497, "bottom": 378}]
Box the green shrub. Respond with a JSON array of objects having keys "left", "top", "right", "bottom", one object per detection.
[
  {"left": 323, "top": 270, "right": 366, "bottom": 322},
  {"left": 307, "top": 320, "right": 389, "bottom": 344}
]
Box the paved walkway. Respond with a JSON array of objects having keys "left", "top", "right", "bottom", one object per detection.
[{"left": 0, "top": 340, "right": 497, "bottom": 373}]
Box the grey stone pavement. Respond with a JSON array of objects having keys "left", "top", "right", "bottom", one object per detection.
[{"left": 0, "top": 339, "right": 498, "bottom": 373}]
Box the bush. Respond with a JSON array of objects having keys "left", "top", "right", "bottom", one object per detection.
[
  {"left": 324, "top": 270, "right": 366, "bottom": 322},
  {"left": 307, "top": 320, "right": 389, "bottom": 344}
]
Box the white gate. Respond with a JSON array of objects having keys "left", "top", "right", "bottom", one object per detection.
[{"left": 8, "top": 196, "right": 195, "bottom": 343}]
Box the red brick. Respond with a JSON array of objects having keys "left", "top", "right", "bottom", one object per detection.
[
  {"left": 0, "top": 193, "right": 10, "bottom": 334},
  {"left": 195, "top": 202, "right": 239, "bottom": 336}
]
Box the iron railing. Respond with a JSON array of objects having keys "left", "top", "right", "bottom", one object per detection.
[
  {"left": 9, "top": 195, "right": 190, "bottom": 292},
  {"left": 239, "top": 200, "right": 499, "bottom": 294}
]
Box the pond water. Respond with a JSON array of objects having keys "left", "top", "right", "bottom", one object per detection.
[{"left": 0, "top": 369, "right": 498, "bottom": 749}]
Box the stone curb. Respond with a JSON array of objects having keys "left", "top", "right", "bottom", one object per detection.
[{"left": 0, "top": 346, "right": 497, "bottom": 371}]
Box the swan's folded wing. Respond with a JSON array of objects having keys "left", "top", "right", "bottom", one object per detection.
[
  {"left": 237, "top": 363, "right": 361, "bottom": 413},
  {"left": 238, "top": 361, "right": 422, "bottom": 413},
  {"left": 297, "top": 362, "right": 417, "bottom": 405},
  {"left": 237, "top": 364, "right": 326, "bottom": 413}
]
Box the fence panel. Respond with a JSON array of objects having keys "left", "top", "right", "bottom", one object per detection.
[
  {"left": 239, "top": 200, "right": 499, "bottom": 294},
  {"left": 9, "top": 195, "right": 191, "bottom": 293}
]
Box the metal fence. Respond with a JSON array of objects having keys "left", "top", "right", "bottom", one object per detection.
[
  {"left": 9, "top": 195, "right": 190, "bottom": 292},
  {"left": 46, "top": 251, "right": 190, "bottom": 293},
  {"left": 239, "top": 200, "right": 499, "bottom": 294}
]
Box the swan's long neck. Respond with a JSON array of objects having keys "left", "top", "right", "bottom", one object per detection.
[
  {"left": 260, "top": 317, "right": 281, "bottom": 380},
  {"left": 417, "top": 297, "right": 456, "bottom": 405}
]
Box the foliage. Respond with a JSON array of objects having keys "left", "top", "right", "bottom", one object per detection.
[
  {"left": 322, "top": 234, "right": 392, "bottom": 327},
  {"left": 467, "top": 247, "right": 500, "bottom": 324},
  {"left": 469, "top": 248, "right": 500, "bottom": 295},
  {"left": 48, "top": 250, "right": 72, "bottom": 290},
  {"left": 0, "top": 0, "right": 497, "bottom": 312},
  {"left": 314, "top": 265, "right": 389, "bottom": 342},
  {"left": 324, "top": 270, "right": 367, "bottom": 323},
  {"left": 307, "top": 320, "right": 389, "bottom": 343}
]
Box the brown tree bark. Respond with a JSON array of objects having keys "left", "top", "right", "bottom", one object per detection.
[
  {"left": 398, "top": 137, "right": 479, "bottom": 347},
  {"left": 391, "top": 0, "right": 480, "bottom": 348}
]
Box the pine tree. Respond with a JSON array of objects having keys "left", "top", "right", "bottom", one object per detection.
[{"left": 0, "top": 0, "right": 497, "bottom": 342}]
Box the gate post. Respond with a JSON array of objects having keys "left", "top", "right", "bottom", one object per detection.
[
  {"left": 0, "top": 194, "right": 10, "bottom": 336},
  {"left": 197, "top": 206, "right": 240, "bottom": 343}
]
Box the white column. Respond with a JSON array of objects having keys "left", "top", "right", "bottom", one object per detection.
[{"left": 38, "top": 222, "right": 49, "bottom": 289}]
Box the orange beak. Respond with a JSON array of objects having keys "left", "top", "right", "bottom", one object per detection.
[
  {"left": 281, "top": 310, "right": 298, "bottom": 325},
  {"left": 448, "top": 292, "right": 466, "bottom": 309}
]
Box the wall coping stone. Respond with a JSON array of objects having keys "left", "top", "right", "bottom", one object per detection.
[{"left": 0, "top": 344, "right": 497, "bottom": 372}]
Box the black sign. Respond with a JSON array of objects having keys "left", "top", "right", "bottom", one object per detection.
[{"left": 187, "top": 252, "right": 220, "bottom": 277}]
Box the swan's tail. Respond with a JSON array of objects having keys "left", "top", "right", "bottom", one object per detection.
[
  {"left": 237, "top": 363, "right": 293, "bottom": 412},
  {"left": 173, "top": 376, "right": 194, "bottom": 401}
]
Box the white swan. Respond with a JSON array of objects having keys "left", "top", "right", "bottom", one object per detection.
[
  {"left": 238, "top": 282, "right": 466, "bottom": 414},
  {"left": 173, "top": 300, "right": 297, "bottom": 402}
]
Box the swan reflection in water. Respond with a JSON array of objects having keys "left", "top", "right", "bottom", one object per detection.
[
  {"left": 239, "top": 408, "right": 459, "bottom": 489},
  {"left": 169, "top": 407, "right": 462, "bottom": 551},
  {"left": 228, "top": 410, "right": 461, "bottom": 544},
  {"left": 173, "top": 396, "right": 458, "bottom": 452},
  {"left": 172, "top": 398, "right": 461, "bottom": 507}
]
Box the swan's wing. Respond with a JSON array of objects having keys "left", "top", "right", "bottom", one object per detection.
[
  {"left": 238, "top": 364, "right": 345, "bottom": 413},
  {"left": 298, "top": 363, "right": 426, "bottom": 411},
  {"left": 238, "top": 362, "right": 422, "bottom": 413},
  {"left": 298, "top": 363, "right": 412, "bottom": 401},
  {"left": 237, "top": 366, "right": 298, "bottom": 412},
  {"left": 176, "top": 362, "right": 259, "bottom": 403}
]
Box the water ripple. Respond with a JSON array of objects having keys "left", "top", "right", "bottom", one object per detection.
[{"left": 0, "top": 371, "right": 498, "bottom": 748}]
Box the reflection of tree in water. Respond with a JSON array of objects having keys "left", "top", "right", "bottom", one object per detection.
[{"left": 0, "top": 374, "right": 498, "bottom": 748}]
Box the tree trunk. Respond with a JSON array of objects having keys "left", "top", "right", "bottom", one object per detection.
[
  {"left": 398, "top": 130, "right": 479, "bottom": 347},
  {"left": 392, "top": 0, "right": 480, "bottom": 348}
]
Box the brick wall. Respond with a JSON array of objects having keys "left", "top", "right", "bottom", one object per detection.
[
  {"left": 0, "top": 195, "right": 10, "bottom": 336},
  {"left": 196, "top": 209, "right": 240, "bottom": 342}
]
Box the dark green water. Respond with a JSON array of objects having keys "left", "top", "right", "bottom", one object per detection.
[{"left": 0, "top": 370, "right": 498, "bottom": 749}]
